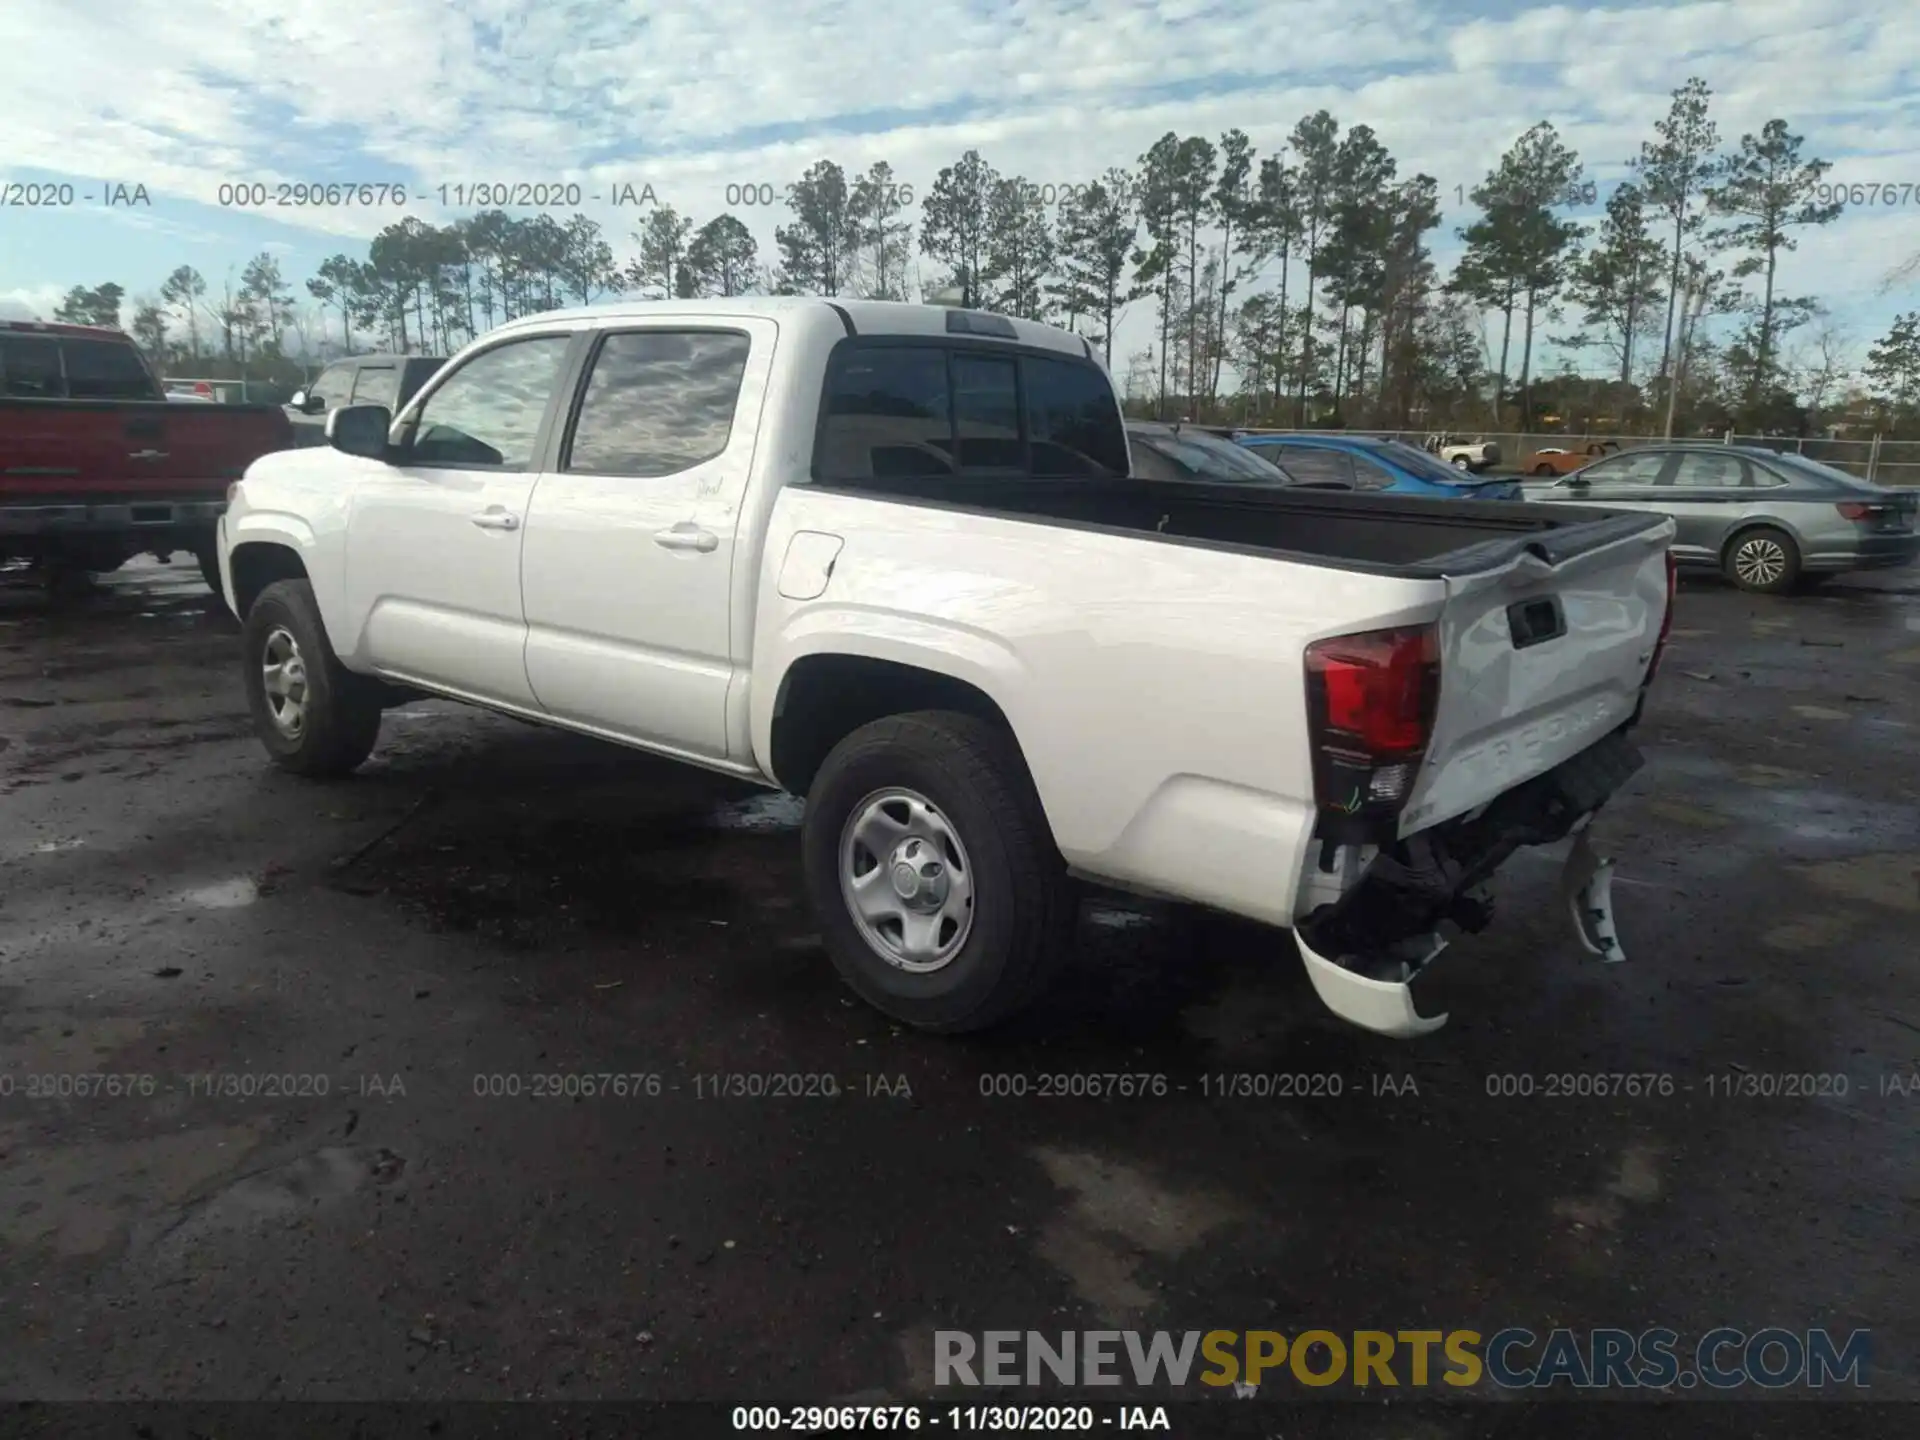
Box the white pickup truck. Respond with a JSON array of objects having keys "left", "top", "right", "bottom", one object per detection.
[{"left": 216, "top": 298, "right": 1676, "bottom": 1038}]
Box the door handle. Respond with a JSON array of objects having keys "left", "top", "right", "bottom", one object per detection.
[
  {"left": 654, "top": 525, "right": 718, "bottom": 553},
  {"left": 470, "top": 510, "right": 520, "bottom": 531},
  {"left": 128, "top": 449, "right": 169, "bottom": 461}
]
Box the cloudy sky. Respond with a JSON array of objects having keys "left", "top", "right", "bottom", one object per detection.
[{"left": 2, "top": 0, "right": 1916, "bottom": 381}]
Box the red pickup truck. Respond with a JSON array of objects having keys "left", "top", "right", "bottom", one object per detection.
[{"left": 1, "top": 319, "right": 293, "bottom": 590}]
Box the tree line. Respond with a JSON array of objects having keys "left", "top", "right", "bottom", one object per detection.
[{"left": 47, "top": 77, "right": 1920, "bottom": 437}]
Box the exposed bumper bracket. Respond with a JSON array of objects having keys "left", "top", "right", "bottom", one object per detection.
[{"left": 1562, "top": 828, "right": 1625, "bottom": 963}]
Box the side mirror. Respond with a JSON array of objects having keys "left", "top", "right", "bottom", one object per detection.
[{"left": 325, "top": 404, "right": 392, "bottom": 460}]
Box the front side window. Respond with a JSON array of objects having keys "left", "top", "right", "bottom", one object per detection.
[
  {"left": 0, "top": 335, "right": 65, "bottom": 397},
  {"left": 350, "top": 365, "right": 399, "bottom": 409},
  {"left": 1576, "top": 450, "right": 1667, "bottom": 486},
  {"left": 565, "top": 330, "right": 752, "bottom": 476},
  {"left": 307, "top": 365, "right": 354, "bottom": 409},
  {"left": 62, "top": 339, "right": 153, "bottom": 399},
  {"left": 407, "top": 335, "right": 571, "bottom": 469}
]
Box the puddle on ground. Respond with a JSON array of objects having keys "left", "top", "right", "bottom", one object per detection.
[
  {"left": 1762, "top": 913, "right": 1857, "bottom": 951},
  {"left": 176, "top": 877, "right": 258, "bottom": 909},
  {"left": 25, "top": 838, "right": 86, "bottom": 854},
  {"left": 705, "top": 791, "right": 805, "bottom": 833},
  {"left": 1791, "top": 705, "right": 1852, "bottom": 721}
]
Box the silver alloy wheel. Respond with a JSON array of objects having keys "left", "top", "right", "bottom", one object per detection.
[
  {"left": 1733, "top": 535, "right": 1788, "bottom": 589},
  {"left": 1452, "top": 454, "right": 1471, "bottom": 469},
  {"left": 260, "top": 626, "right": 310, "bottom": 738},
  {"left": 838, "top": 787, "right": 976, "bottom": 972}
]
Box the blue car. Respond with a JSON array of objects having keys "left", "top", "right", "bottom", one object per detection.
[{"left": 1233, "top": 432, "right": 1522, "bottom": 501}]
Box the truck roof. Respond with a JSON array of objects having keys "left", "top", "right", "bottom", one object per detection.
[
  {"left": 0, "top": 318, "right": 133, "bottom": 340},
  {"left": 489, "top": 297, "right": 1095, "bottom": 361}
]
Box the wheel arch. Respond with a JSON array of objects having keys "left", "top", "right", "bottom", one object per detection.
[{"left": 766, "top": 650, "right": 1027, "bottom": 801}]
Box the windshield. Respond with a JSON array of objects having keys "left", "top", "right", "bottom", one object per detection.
[
  {"left": 1136, "top": 430, "right": 1294, "bottom": 483},
  {"left": 1375, "top": 438, "right": 1482, "bottom": 483}
]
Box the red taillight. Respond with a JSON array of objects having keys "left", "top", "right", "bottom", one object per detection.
[
  {"left": 1306, "top": 626, "right": 1439, "bottom": 754},
  {"left": 1304, "top": 624, "right": 1440, "bottom": 837},
  {"left": 1836, "top": 502, "right": 1872, "bottom": 521}
]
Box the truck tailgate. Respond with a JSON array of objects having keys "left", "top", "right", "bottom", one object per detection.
[
  {"left": 1397, "top": 514, "right": 1674, "bottom": 835},
  {"left": 0, "top": 399, "right": 293, "bottom": 500}
]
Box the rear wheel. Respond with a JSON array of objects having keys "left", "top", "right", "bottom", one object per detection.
[
  {"left": 1452, "top": 454, "right": 1472, "bottom": 470},
  {"left": 1533, "top": 462, "right": 1557, "bottom": 476},
  {"left": 802, "top": 710, "right": 1076, "bottom": 1033},
  {"left": 1724, "top": 526, "right": 1800, "bottom": 594},
  {"left": 241, "top": 579, "right": 383, "bottom": 775}
]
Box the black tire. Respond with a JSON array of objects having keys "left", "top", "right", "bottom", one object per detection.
[
  {"left": 194, "top": 542, "right": 222, "bottom": 595},
  {"left": 1533, "top": 463, "right": 1556, "bottom": 476},
  {"left": 802, "top": 710, "right": 1076, "bottom": 1033},
  {"left": 1451, "top": 455, "right": 1472, "bottom": 470},
  {"left": 1723, "top": 525, "right": 1800, "bottom": 594},
  {"left": 240, "top": 578, "right": 382, "bottom": 776}
]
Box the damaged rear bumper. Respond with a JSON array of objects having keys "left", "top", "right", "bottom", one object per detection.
[{"left": 1293, "top": 729, "right": 1643, "bottom": 1038}]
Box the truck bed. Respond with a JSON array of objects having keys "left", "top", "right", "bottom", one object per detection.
[{"left": 813, "top": 474, "right": 1664, "bottom": 577}]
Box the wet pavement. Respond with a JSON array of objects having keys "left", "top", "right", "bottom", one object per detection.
[{"left": 1, "top": 555, "right": 1918, "bottom": 1416}]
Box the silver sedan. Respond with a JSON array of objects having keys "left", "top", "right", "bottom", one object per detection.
[{"left": 1523, "top": 443, "right": 1920, "bottom": 593}]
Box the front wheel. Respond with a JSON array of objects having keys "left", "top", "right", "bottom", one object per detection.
[
  {"left": 241, "top": 578, "right": 383, "bottom": 776},
  {"left": 1724, "top": 526, "right": 1800, "bottom": 594},
  {"left": 1534, "top": 463, "right": 1557, "bottom": 476},
  {"left": 1451, "top": 454, "right": 1472, "bottom": 470},
  {"left": 802, "top": 711, "right": 1076, "bottom": 1033},
  {"left": 194, "top": 540, "right": 222, "bottom": 595}
]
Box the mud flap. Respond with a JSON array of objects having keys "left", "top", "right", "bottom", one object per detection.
[
  {"left": 1562, "top": 828, "right": 1625, "bottom": 963},
  {"left": 1294, "top": 930, "right": 1450, "bottom": 1039}
]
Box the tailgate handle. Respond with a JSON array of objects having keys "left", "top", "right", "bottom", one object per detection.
[{"left": 1507, "top": 596, "right": 1566, "bottom": 649}]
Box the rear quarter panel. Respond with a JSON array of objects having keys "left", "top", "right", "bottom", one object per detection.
[{"left": 752, "top": 486, "right": 1448, "bottom": 925}]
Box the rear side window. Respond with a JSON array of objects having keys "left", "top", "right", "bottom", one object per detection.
[
  {"left": 1275, "top": 446, "right": 1356, "bottom": 487},
  {"left": 1, "top": 335, "right": 67, "bottom": 397},
  {"left": 564, "top": 330, "right": 752, "bottom": 476},
  {"left": 814, "top": 344, "right": 1125, "bottom": 482},
  {"left": 62, "top": 338, "right": 154, "bottom": 399},
  {"left": 1024, "top": 357, "right": 1128, "bottom": 476}
]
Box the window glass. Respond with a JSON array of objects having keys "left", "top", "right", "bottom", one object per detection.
[
  {"left": 0, "top": 335, "right": 66, "bottom": 397},
  {"left": 1345, "top": 451, "right": 1400, "bottom": 490},
  {"left": 350, "top": 365, "right": 399, "bottom": 409},
  {"left": 307, "top": 365, "right": 354, "bottom": 409},
  {"left": 1275, "top": 446, "right": 1356, "bottom": 487},
  {"left": 1375, "top": 439, "right": 1475, "bottom": 485},
  {"left": 566, "top": 330, "right": 751, "bottom": 475},
  {"left": 408, "top": 336, "right": 571, "bottom": 468},
  {"left": 953, "top": 354, "right": 1021, "bottom": 469},
  {"left": 817, "top": 347, "right": 954, "bottom": 479},
  {"left": 1669, "top": 452, "right": 1747, "bottom": 488},
  {"left": 1577, "top": 450, "right": 1667, "bottom": 486},
  {"left": 1025, "top": 356, "right": 1128, "bottom": 477},
  {"left": 62, "top": 338, "right": 153, "bottom": 399}
]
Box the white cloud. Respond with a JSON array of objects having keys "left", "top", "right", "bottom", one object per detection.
[{"left": 1, "top": 0, "right": 1915, "bottom": 366}]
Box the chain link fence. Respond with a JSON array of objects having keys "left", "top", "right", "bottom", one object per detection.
[{"left": 1234, "top": 428, "right": 1920, "bottom": 488}]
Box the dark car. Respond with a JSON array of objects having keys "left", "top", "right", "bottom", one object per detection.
[
  {"left": 1523, "top": 443, "right": 1920, "bottom": 592},
  {"left": 287, "top": 354, "right": 445, "bottom": 446},
  {"left": 1127, "top": 422, "right": 1301, "bottom": 484}
]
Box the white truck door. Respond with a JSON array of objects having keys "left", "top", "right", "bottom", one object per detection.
[
  {"left": 519, "top": 319, "right": 774, "bottom": 761},
  {"left": 344, "top": 332, "right": 574, "bottom": 708}
]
